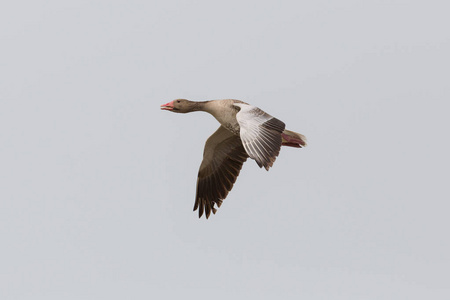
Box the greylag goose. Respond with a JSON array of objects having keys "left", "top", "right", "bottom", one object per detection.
[{"left": 160, "top": 99, "right": 306, "bottom": 219}]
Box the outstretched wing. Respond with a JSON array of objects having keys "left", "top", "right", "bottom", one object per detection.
[
  {"left": 194, "top": 126, "right": 249, "bottom": 219},
  {"left": 235, "top": 103, "right": 285, "bottom": 170}
]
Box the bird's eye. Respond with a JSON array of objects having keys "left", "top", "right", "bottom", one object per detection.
[{"left": 177, "top": 100, "right": 181, "bottom": 103}]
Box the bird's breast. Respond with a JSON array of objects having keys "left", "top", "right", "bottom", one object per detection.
[{"left": 206, "top": 100, "right": 242, "bottom": 135}]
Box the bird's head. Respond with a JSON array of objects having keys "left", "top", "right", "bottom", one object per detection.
[{"left": 160, "top": 99, "right": 193, "bottom": 113}]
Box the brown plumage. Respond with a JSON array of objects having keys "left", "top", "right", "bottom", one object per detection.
[
  {"left": 161, "top": 99, "right": 306, "bottom": 219},
  {"left": 194, "top": 126, "right": 248, "bottom": 218}
]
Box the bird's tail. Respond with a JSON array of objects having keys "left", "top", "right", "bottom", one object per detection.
[{"left": 281, "top": 130, "right": 307, "bottom": 148}]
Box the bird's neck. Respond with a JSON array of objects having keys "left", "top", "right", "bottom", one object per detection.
[{"left": 188, "top": 101, "right": 211, "bottom": 113}]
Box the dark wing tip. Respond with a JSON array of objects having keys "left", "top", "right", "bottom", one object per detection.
[
  {"left": 262, "top": 117, "right": 286, "bottom": 133},
  {"left": 193, "top": 197, "right": 216, "bottom": 219}
]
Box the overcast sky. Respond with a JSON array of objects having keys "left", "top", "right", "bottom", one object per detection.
[{"left": 1, "top": 1, "right": 449, "bottom": 299}]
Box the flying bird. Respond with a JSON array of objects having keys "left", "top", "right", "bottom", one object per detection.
[{"left": 160, "top": 99, "right": 306, "bottom": 219}]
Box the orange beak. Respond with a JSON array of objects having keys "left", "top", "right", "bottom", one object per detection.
[{"left": 160, "top": 101, "right": 174, "bottom": 111}]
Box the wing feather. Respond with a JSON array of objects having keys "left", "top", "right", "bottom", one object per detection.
[
  {"left": 235, "top": 104, "right": 285, "bottom": 170},
  {"left": 194, "top": 126, "right": 249, "bottom": 219}
]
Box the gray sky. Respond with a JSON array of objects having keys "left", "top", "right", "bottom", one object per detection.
[{"left": 1, "top": 1, "right": 449, "bottom": 299}]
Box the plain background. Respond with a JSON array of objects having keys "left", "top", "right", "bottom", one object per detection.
[{"left": 1, "top": 1, "right": 449, "bottom": 299}]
